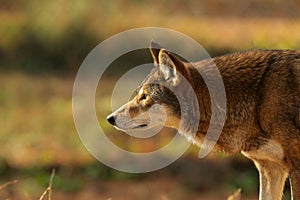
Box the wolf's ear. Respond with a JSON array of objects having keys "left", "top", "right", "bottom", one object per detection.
[
  {"left": 150, "top": 40, "right": 162, "bottom": 65},
  {"left": 158, "top": 49, "right": 186, "bottom": 86}
]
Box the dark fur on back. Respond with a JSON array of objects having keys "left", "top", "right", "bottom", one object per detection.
[{"left": 185, "top": 50, "right": 300, "bottom": 153}]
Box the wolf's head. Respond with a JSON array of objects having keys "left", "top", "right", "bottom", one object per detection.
[{"left": 107, "top": 41, "right": 199, "bottom": 135}]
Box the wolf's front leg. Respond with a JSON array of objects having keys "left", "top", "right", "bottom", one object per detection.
[
  {"left": 288, "top": 142, "right": 300, "bottom": 200},
  {"left": 254, "top": 160, "right": 288, "bottom": 200},
  {"left": 257, "top": 165, "right": 268, "bottom": 200},
  {"left": 290, "top": 168, "right": 300, "bottom": 200}
]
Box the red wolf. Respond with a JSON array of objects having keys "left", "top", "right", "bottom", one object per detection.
[{"left": 107, "top": 41, "right": 300, "bottom": 200}]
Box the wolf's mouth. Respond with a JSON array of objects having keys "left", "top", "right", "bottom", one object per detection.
[{"left": 133, "top": 124, "right": 148, "bottom": 129}]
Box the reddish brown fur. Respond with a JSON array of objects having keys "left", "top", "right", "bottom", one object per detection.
[
  {"left": 108, "top": 44, "right": 300, "bottom": 199},
  {"left": 176, "top": 49, "right": 300, "bottom": 200}
]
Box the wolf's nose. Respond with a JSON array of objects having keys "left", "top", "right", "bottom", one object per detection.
[{"left": 107, "top": 115, "right": 116, "bottom": 126}]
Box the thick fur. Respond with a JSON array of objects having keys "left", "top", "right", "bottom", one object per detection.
[{"left": 108, "top": 42, "right": 300, "bottom": 200}]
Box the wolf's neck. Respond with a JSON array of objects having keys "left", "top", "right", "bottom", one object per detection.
[
  {"left": 186, "top": 63, "right": 213, "bottom": 121},
  {"left": 184, "top": 61, "right": 227, "bottom": 135}
]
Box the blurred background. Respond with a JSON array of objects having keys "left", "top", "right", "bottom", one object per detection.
[{"left": 0, "top": 0, "right": 300, "bottom": 199}]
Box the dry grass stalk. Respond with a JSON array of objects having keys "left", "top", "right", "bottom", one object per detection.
[
  {"left": 38, "top": 169, "right": 55, "bottom": 200},
  {"left": 0, "top": 180, "right": 18, "bottom": 191},
  {"left": 227, "top": 188, "right": 242, "bottom": 200}
]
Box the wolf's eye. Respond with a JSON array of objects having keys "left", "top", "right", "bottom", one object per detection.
[{"left": 140, "top": 93, "right": 147, "bottom": 101}]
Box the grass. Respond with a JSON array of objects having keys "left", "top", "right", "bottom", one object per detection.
[
  {"left": 0, "top": 169, "right": 55, "bottom": 200},
  {"left": 38, "top": 169, "right": 55, "bottom": 200},
  {"left": 0, "top": 72, "right": 92, "bottom": 167}
]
